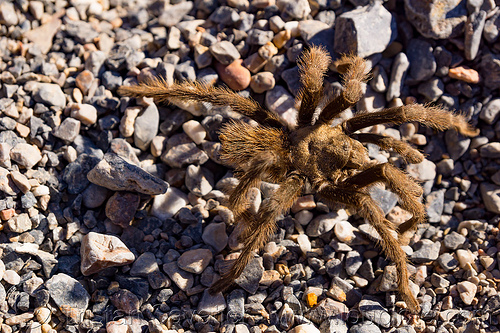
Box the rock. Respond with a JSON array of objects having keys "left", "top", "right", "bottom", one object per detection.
[
  {"left": 334, "top": 221, "right": 356, "bottom": 244},
  {"left": 407, "top": 39, "right": 436, "bottom": 81},
  {"left": 80, "top": 232, "right": 135, "bottom": 275},
  {"left": 480, "top": 99, "right": 500, "bottom": 124},
  {"left": 306, "top": 211, "right": 348, "bottom": 237},
  {"left": 484, "top": 11, "right": 500, "bottom": 43},
  {"left": 162, "top": 142, "right": 209, "bottom": 168},
  {"left": 210, "top": 41, "right": 241, "bottom": 65},
  {"left": 480, "top": 183, "right": 500, "bottom": 214},
  {"left": 457, "top": 281, "right": 477, "bottom": 305},
  {"left": 406, "top": 159, "right": 436, "bottom": 181},
  {"left": 298, "top": 20, "right": 335, "bottom": 57},
  {"left": 306, "top": 298, "right": 348, "bottom": 324},
  {"left": 110, "top": 289, "right": 140, "bottom": 314},
  {"left": 448, "top": 66, "right": 480, "bottom": 84},
  {"left": 250, "top": 72, "right": 275, "bottom": 93},
  {"left": 7, "top": 214, "right": 31, "bottom": 233},
  {"left": 185, "top": 165, "right": 214, "bottom": 196},
  {"left": 106, "top": 317, "right": 148, "bottom": 333},
  {"left": 425, "top": 189, "right": 445, "bottom": 223},
  {"left": 215, "top": 59, "right": 251, "bottom": 91},
  {"left": 88, "top": 153, "right": 168, "bottom": 195},
  {"left": 479, "top": 142, "right": 500, "bottom": 158},
  {"left": 279, "top": 0, "right": 311, "bottom": 20},
  {"left": 320, "top": 316, "right": 348, "bottom": 333},
  {"left": 182, "top": 120, "right": 206, "bottom": 145},
  {"left": 105, "top": 191, "right": 140, "bottom": 227},
  {"left": 151, "top": 187, "right": 189, "bottom": 220},
  {"left": 202, "top": 222, "right": 228, "bottom": 253},
  {"left": 334, "top": 2, "right": 396, "bottom": 58},
  {"left": 131, "top": 252, "right": 159, "bottom": 277},
  {"left": 24, "top": 15, "right": 62, "bottom": 54},
  {"left": 443, "top": 232, "right": 466, "bottom": 250},
  {"left": 359, "top": 296, "right": 391, "bottom": 328},
  {"left": 417, "top": 77, "right": 444, "bottom": 101},
  {"left": 349, "top": 322, "right": 381, "bottom": 333},
  {"left": 289, "top": 324, "right": 320, "bottom": 333},
  {"left": 33, "top": 83, "right": 66, "bottom": 108},
  {"left": 3, "top": 270, "right": 20, "bottom": 285},
  {"left": 0, "top": 2, "right": 18, "bottom": 26},
  {"left": 387, "top": 53, "right": 409, "bottom": 101},
  {"left": 10, "top": 143, "right": 42, "bottom": 169},
  {"left": 70, "top": 104, "right": 98, "bottom": 125},
  {"left": 464, "top": 10, "right": 486, "bottom": 61},
  {"left": 480, "top": 53, "right": 500, "bottom": 90},
  {"left": 52, "top": 118, "right": 81, "bottom": 143},
  {"left": 456, "top": 249, "right": 477, "bottom": 268},
  {"left": 134, "top": 102, "right": 159, "bottom": 151},
  {"left": 197, "top": 289, "right": 226, "bottom": 315},
  {"left": 234, "top": 257, "right": 264, "bottom": 293},
  {"left": 411, "top": 239, "right": 441, "bottom": 263},
  {"left": 163, "top": 262, "right": 194, "bottom": 290},
  {"left": 158, "top": 1, "right": 193, "bottom": 27},
  {"left": 404, "top": 0, "right": 467, "bottom": 39},
  {"left": 437, "top": 253, "right": 459, "bottom": 271},
  {"left": 45, "top": 273, "right": 90, "bottom": 323},
  {"left": 177, "top": 249, "right": 212, "bottom": 274}
]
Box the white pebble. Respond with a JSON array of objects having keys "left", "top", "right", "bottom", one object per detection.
[
  {"left": 32, "top": 185, "right": 50, "bottom": 197},
  {"left": 70, "top": 104, "right": 97, "bottom": 125},
  {"left": 3, "top": 270, "right": 21, "bottom": 285},
  {"left": 334, "top": 221, "right": 356, "bottom": 243},
  {"left": 182, "top": 120, "right": 207, "bottom": 145},
  {"left": 456, "top": 249, "right": 477, "bottom": 268},
  {"left": 457, "top": 281, "right": 477, "bottom": 305},
  {"left": 297, "top": 234, "right": 311, "bottom": 255}
]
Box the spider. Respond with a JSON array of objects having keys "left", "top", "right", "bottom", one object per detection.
[{"left": 118, "top": 46, "right": 478, "bottom": 314}]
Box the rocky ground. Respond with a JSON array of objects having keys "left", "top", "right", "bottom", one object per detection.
[{"left": 0, "top": 0, "right": 500, "bottom": 332}]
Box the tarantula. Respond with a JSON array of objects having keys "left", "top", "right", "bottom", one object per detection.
[{"left": 118, "top": 46, "right": 478, "bottom": 314}]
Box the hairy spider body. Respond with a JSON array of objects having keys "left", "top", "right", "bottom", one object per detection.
[{"left": 118, "top": 46, "right": 478, "bottom": 314}]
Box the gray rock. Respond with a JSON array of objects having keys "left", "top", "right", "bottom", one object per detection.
[
  {"left": 33, "top": 83, "right": 66, "bottom": 108},
  {"left": 370, "top": 187, "right": 398, "bottom": 215},
  {"left": 387, "top": 53, "right": 409, "bottom": 101},
  {"left": 298, "top": 20, "right": 335, "bottom": 57},
  {"left": 198, "top": 289, "right": 226, "bottom": 315},
  {"left": 320, "top": 316, "right": 348, "bottom": 333},
  {"left": 9, "top": 143, "right": 42, "bottom": 169},
  {"left": 227, "top": 289, "right": 245, "bottom": 323},
  {"left": 177, "top": 249, "right": 212, "bottom": 274},
  {"left": 411, "top": 239, "right": 441, "bottom": 263},
  {"left": 158, "top": 1, "right": 193, "bottom": 27},
  {"left": 345, "top": 251, "right": 363, "bottom": 276},
  {"left": 45, "top": 273, "right": 90, "bottom": 323},
  {"left": 444, "top": 231, "right": 466, "bottom": 250},
  {"left": 349, "top": 322, "right": 381, "bottom": 333},
  {"left": 480, "top": 183, "right": 500, "bottom": 214},
  {"left": 0, "top": 2, "right": 18, "bottom": 26},
  {"left": 359, "top": 296, "right": 391, "bottom": 328},
  {"left": 407, "top": 39, "right": 436, "bottom": 81},
  {"left": 185, "top": 165, "right": 214, "bottom": 196},
  {"left": 131, "top": 252, "right": 159, "bottom": 277},
  {"left": 87, "top": 153, "right": 168, "bottom": 195},
  {"left": 465, "top": 10, "right": 486, "bottom": 61},
  {"left": 52, "top": 118, "right": 81, "bottom": 143},
  {"left": 445, "top": 130, "right": 471, "bottom": 160},
  {"left": 480, "top": 98, "right": 500, "bottom": 124},
  {"left": 162, "top": 142, "right": 209, "bottom": 168},
  {"left": 210, "top": 41, "right": 241, "bottom": 65},
  {"left": 202, "top": 222, "right": 228, "bottom": 253},
  {"left": 280, "top": 0, "right": 311, "bottom": 20},
  {"left": 134, "top": 102, "right": 159, "bottom": 151},
  {"left": 484, "top": 11, "right": 500, "bottom": 43},
  {"left": 480, "top": 53, "right": 500, "bottom": 90},
  {"left": 479, "top": 142, "right": 500, "bottom": 158},
  {"left": 334, "top": 2, "right": 396, "bottom": 58},
  {"left": 437, "top": 253, "right": 459, "bottom": 271},
  {"left": 425, "top": 189, "right": 445, "bottom": 223},
  {"left": 209, "top": 6, "right": 240, "bottom": 25},
  {"left": 281, "top": 67, "right": 301, "bottom": 96},
  {"left": 234, "top": 257, "right": 264, "bottom": 294},
  {"left": 404, "top": 0, "right": 467, "bottom": 39},
  {"left": 417, "top": 77, "right": 444, "bottom": 101}
]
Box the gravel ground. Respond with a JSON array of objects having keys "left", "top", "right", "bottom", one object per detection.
[{"left": 0, "top": 0, "right": 500, "bottom": 332}]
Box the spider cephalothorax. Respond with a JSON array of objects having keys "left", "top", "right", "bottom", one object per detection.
[{"left": 118, "top": 46, "right": 478, "bottom": 314}]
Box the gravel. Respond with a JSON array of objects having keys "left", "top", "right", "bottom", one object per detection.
[{"left": 0, "top": 0, "right": 499, "bottom": 332}]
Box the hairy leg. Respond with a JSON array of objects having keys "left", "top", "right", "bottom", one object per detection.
[
  {"left": 317, "top": 184, "right": 420, "bottom": 313},
  {"left": 296, "top": 46, "right": 331, "bottom": 128},
  {"left": 317, "top": 54, "right": 370, "bottom": 125},
  {"left": 352, "top": 133, "right": 424, "bottom": 164},
  {"left": 118, "top": 79, "right": 285, "bottom": 128},
  {"left": 343, "top": 103, "right": 479, "bottom": 136},
  {"left": 210, "top": 173, "right": 304, "bottom": 294},
  {"left": 344, "top": 163, "right": 426, "bottom": 237}
]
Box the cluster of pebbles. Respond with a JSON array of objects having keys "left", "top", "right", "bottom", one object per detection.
[{"left": 0, "top": 0, "right": 500, "bottom": 332}]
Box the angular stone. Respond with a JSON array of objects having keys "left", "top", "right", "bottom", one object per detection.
[
  {"left": 87, "top": 153, "right": 168, "bottom": 195},
  {"left": 80, "top": 232, "right": 135, "bottom": 275},
  {"left": 45, "top": 273, "right": 90, "bottom": 323},
  {"left": 177, "top": 249, "right": 212, "bottom": 274}
]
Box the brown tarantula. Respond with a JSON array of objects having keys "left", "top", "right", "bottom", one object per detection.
[{"left": 118, "top": 46, "right": 478, "bottom": 313}]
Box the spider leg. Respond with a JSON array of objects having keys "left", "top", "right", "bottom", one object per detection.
[
  {"left": 118, "top": 79, "right": 285, "bottom": 128},
  {"left": 352, "top": 133, "right": 424, "bottom": 164},
  {"left": 210, "top": 172, "right": 304, "bottom": 294},
  {"left": 316, "top": 182, "right": 420, "bottom": 314},
  {"left": 344, "top": 163, "right": 426, "bottom": 237},
  {"left": 343, "top": 104, "right": 479, "bottom": 137},
  {"left": 296, "top": 46, "right": 331, "bottom": 128},
  {"left": 316, "top": 54, "right": 370, "bottom": 125},
  {"left": 228, "top": 151, "right": 278, "bottom": 221}
]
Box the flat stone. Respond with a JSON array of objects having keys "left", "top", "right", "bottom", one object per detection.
[
  {"left": 202, "top": 222, "right": 228, "bottom": 253},
  {"left": 45, "top": 273, "right": 90, "bottom": 323},
  {"left": 105, "top": 191, "right": 140, "bottom": 228},
  {"left": 52, "top": 118, "right": 81, "bottom": 143},
  {"left": 177, "top": 249, "right": 212, "bottom": 274},
  {"left": 130, "top": 252, "right": 159, "bottom": 277},
  {"left": 150, "top": 187, "right": 189, "bottom": 220},
  {"left": 197, "top": 289, "right": 226, "bottom": 315},
  {"left": 10, "top": 143, "right": 42, "bottom": 169},
  {"left": 134, "top": 102, "right": 159, "bottom": 151},
  {"left": 33, "top": 83, "right": 66, "bottom": 108},
  {"left": 163, "top": 262, "right": 194, "bottom": 291},
  {"left": 359, "top": 296, "right": 391, "bottom": 328},
  {"left": 80, "top": 232, "right": 135, "bottom": 275},
  {"left": 234, "top": 257, "right": 264, "bottom": 294},
  {"left": 87, "top": 153, "right": 168, "bottom": 195},
  {"left": 109, "top": 289, "right": 140, "bottom": 315}
]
